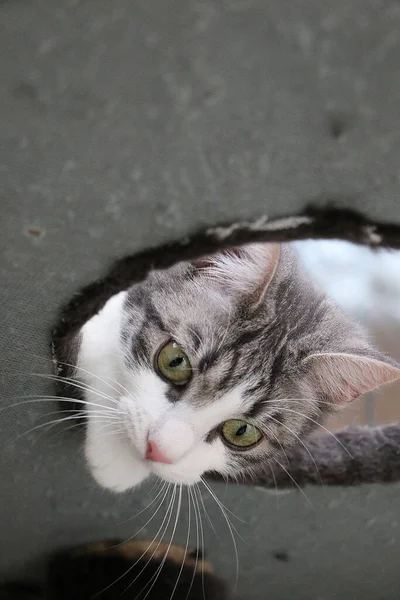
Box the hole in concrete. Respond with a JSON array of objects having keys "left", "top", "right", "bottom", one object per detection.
[{"left": 51, "top": 206, "right": 400, "bottom": 491}]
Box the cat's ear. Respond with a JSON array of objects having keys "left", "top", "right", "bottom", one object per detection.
[
  {"left": 303, "top": 352, "right": 400, "bottom": 405},
  {"left": 194, "top": 243, "right": 280, "bottom": 308}
]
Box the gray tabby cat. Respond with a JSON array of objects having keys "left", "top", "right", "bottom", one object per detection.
[{"left": 74, "top": 243, "right": 400, "bottom": 492}]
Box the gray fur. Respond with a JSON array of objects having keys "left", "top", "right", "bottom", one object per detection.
[
  {"left": 120, "top": 243, "right": 398, "bottom": 481},
  {"left": 221, "top": 423, "right": 400, "bottom": 488}
]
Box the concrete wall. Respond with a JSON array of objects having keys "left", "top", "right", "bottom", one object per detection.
[{"left": 1, "top": 1, "right": 400, "bottom": 597}]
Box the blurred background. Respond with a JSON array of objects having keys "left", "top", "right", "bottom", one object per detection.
[{"left": 296, "top": 240, "right": 400, "bottom": 430}]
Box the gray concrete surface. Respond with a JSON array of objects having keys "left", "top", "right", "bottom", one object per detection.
[{"left": 1, "top": 1, "right": 400, "bottom": 598}]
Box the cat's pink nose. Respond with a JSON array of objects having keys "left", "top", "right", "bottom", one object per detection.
[{"left": 145, "top": 440, "right": 173, "bottom": 464}]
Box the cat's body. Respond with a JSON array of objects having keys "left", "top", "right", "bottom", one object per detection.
[{"left": 68, "top": 243, "right": 400, "bottom": 492}]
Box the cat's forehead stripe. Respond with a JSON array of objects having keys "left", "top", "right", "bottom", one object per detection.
[
  {"left": 232, "top": 326, "right": 269, "bottom": 347},
  {"left": 244, "top": 400, "right": 267, "bottom": 419},
  {"left": 187, "top": 326, "right": 203, "bottom": 353},
  {"left": 197, "top": 350, "right": 219, "bottom": 374},
  {"left": 216, "top": 351, "right": 240, "bottom": 390},
  {"left": 267, "top": 345, "right": 287, "bottom": 392},
  {"left": 144, "top": 298, "right": 166, "bottom": 332}
]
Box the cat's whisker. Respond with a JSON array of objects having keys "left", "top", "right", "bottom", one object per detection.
[
  {"left": 265, "top": 397, "right": 335, "bottom": 407},
  {"left": 46, "top": 420, "right": 85, "bottom": 442},
  {"left": 194, "top": 482, "right": 217, "bottom": 538},
  {"left": 271, "top": 456, "right": 313, "bottom": 507},
  {"left": 36, "top": 407, "right": 117, "bottom": 422},
  {"left": 200, "top": 478, "right": 240, "bottom": 590},
  {"left": 26, "top": 418, "right": 86, "bottom": 448},
  {"left": 29, "top": 372, "right": 120, "bottom": 406},
  {"left": 94, "top": 483, "right": 177, "bottom": 598},
  {"left": 188, "top": 486, "right": 205, "bottom": 600},
  {"left": 265, "top": 425, "right": 293, "bottom": 469},
  {"left": 17, "top": 350, "right": 131, "bottom": 397},
  {"left": 140, "top": 485, "right": 184, "bottom": 600},
  {"left": 41, "top": 412, "right": 124, "bottom": 446},
  {"left": 123, "top": 353, "right": 138, "bottom": 375},
  {"left": 90, "top": 421, "right": 136, "bottom": 446},
  {"left": 48, "top": 419, "right": 122, "bottom": 447},
  {"left": 6, "top": 412, "right": 119, "bottom": 449},
  {"left": 168, "top": 485, "right": 192, "bottom": 600},
  {"left": 197, "top": 483, "right": 212, "bottom": 600},
  {"left": 123, "top": 484, "right": 179, "bottom": 596},
  {"left": 40, "top": 412, "right": 120, "bottom": 432},
  {"left": 200, "top": 478, "right": 236, "bottom": 526},
  {"left": 118, "top": 478, "right": 167, "bottom": 524},
  {"left": 8, "top": 368, "right": 120, "bottom": 408},
  {"left": 101, "top": 349, "right": 136, "bottom": 395},
  {"left": 113, "top": 481, "right": 171, "bottom": 543},
  {"left": 273, "top": 407, "right": 353, "bottom": 459},
  {"left": 266, "top": 462, "right": 280, "bottom": 508},
  {"left": 31, "top": 412, "right": 119, "bottom": 432},
  {"left": 147, "top": 476, "right": 167, "bottom": 500},
  {"left": 94, "top": 483, "right": 173, "bottom": 576},
  {"left": 200, "top": 477, "right": 244, "bottom": 524},
  {"left": 267, "top": 414, "right": 323, "bottom": 485},
  {"left": 234, "top": 424, "right": 290, "bottom": 500},
  {"left": 2, "top": 396, "right": 119, "bottom": 415}
]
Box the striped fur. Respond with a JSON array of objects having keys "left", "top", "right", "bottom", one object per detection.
[{"left": 77, "top": 244, "right": 400, "bottom": 491}]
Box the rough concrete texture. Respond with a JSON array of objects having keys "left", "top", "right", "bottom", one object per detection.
[{"left": 1, "top": 1, "right": 400, "bottom": 598}]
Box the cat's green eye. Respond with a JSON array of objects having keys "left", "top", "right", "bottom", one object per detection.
[
  {"left": 156, "top": 341, "right": 192, "bottom": 385},
  {"left": 221, "top": 419, "right": 262, "bottom": 448}
]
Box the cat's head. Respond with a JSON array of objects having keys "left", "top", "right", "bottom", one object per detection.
[{"left": 80, "top": 244, "right": 400, "bottom": 491}]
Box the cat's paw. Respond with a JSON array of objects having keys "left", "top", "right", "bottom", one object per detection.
[
  {"left": 85, "top": 425, "right": 150, "bottom": 492},
  {"left": 86, "top": 455, "right": 150, "bottom": 492}
]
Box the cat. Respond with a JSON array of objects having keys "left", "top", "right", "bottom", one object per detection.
[
  {"left": 1, "top": 539, "right": 230, "bottom": 600},
  {"left": 64, "top": 242, "right": 400, "bottom": 492}
]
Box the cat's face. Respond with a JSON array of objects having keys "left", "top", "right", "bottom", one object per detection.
[{"left": 77, "top": 244, "right": 400, "bottom": 492}]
